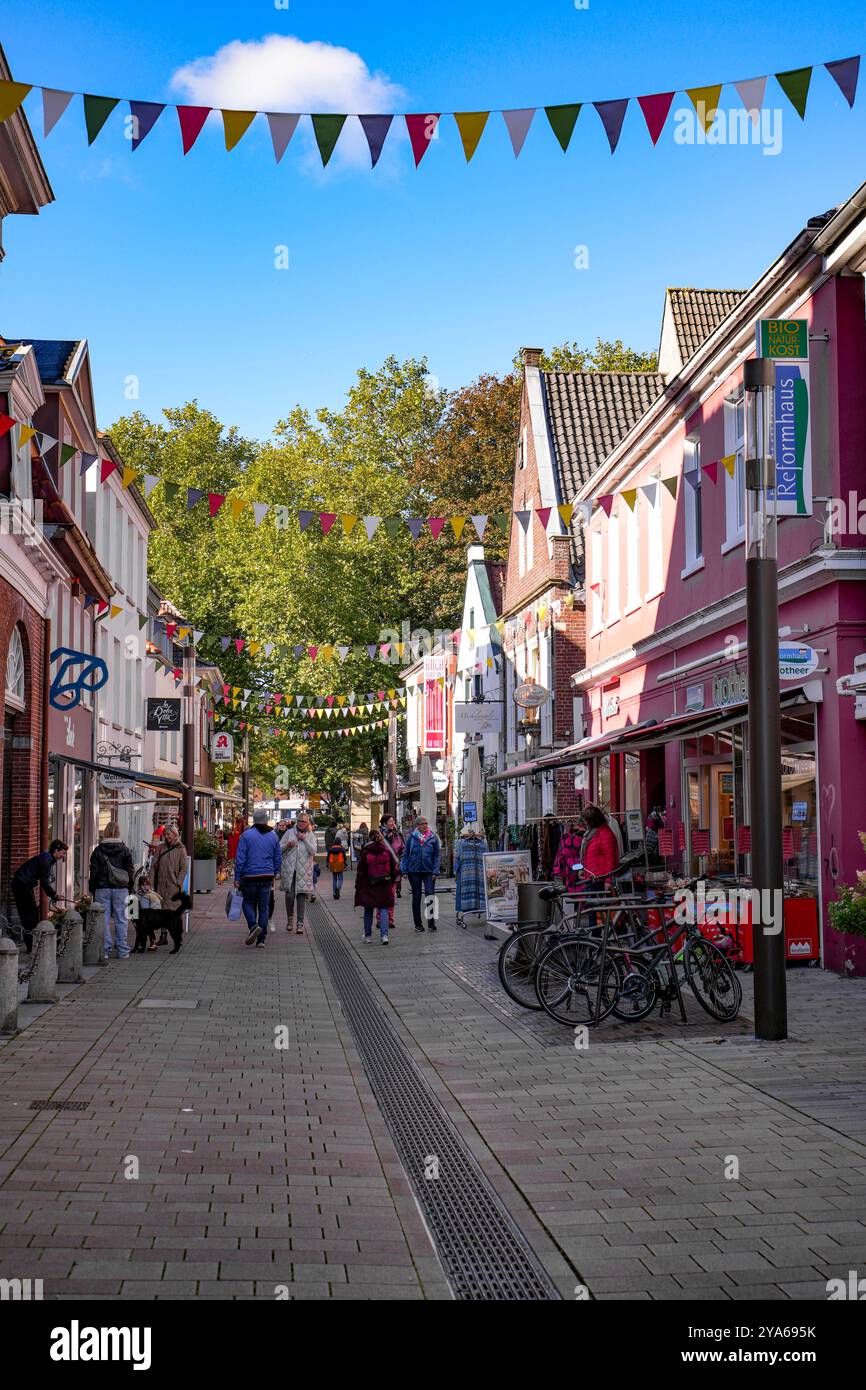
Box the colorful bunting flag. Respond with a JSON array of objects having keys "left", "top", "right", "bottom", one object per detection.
[
  {"left": 223, "top": 109, "right": 256, "bottom": 151},
  {"left": 129, "top": 100, "right": 164, "bottom": 150},
  {"left": 0, "top": 82, "right": 32, "bottom": 123},
  {"left": 266, "top": 111, "right": 299, "bottom": 163},
  {"left": 686, "top": 85, "right": 722, "bottom": 133},
  {"left": 594, "top": 98, "right": 629, "bottom": 153},
  {"left": 637, "top": 91, "right": 675, "bottom": 145},
  {"left": 776, "top": 66, "right": 812, "bottom": 118},
  {"left": 545, "top": 103, "right": 581, "bottom": 151},
  {"left": 84, "top": 94, "right": 119, "bottom": 144},
  {"left": 43, "top": 88, "right": 73, "bottom": 137},
  {"left": 358, "top": 113, "right": 393, "bottom": 167},
  {"left": 734, "top": 76, "right": 768, "bottom": 124},
  {"left": 826, "top": 56, "right": 860, "bottom": 107},
  {"left": 312, "top": 113, "right": 347, "bottom": 165},
  {"left": 405, "top": 113, "right": 439, "bottom": 166},
  {"left": 454, "top": 110, "right": 489, "bottom": 161},
  {"left": 502, "top": 108, "right": 535, "bottom": 157},
  {"left": 177, "top": 105, "right": 210, "bottom": 154}
]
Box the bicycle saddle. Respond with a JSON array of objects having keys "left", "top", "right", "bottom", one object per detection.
[{"left": 538, "top": 885, "right": 565, "bottom": 901}]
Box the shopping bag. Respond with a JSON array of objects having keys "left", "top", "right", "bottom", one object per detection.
[{"left": 225, "top": 889, "right": 244, "bottom": 921}]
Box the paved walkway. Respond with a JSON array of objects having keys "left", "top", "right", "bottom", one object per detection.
[{"left": 1, "top": 875, "right": 865, "bottom": 1300}]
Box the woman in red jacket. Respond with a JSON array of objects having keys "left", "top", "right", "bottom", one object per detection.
[
  {"left": 579, "top": 804, "right": 620, "bottom": 884},
  {"left": 354, "top": 828, "right": 397, "bottom": 944}
]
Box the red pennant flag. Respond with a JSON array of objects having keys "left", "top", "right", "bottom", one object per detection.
[
  {"left": 319, "top": 512, "right": 337, "bottom": 535},
  {"left": 165, "top": 623, "right": 177, "bottom": 638},
  {"left": 177, "top": 105, "right": 211, "bottom": 154},
  {"left": 0, "top": 415, "right": 14, "bottom": 438},
  {"left": 598, "top": 494, "right": 614, "bottom": 517},
  {"left": 326, "top": 695, "right": 335, "bottom": 707},
  {"left": 99, "top": 458, "right": 119, "bottom": 483},
  {"left": 536, "top": 507, "right": 551, "bottom": 528},
  {"left": 208, "top": 493, "right": 226, "bottom": 516},
  {"left": 428, "top": 517, "right": 446, "bottom": 539},
  {"left": 703, "top": 461, "right": 719, "bottom": 484},
  {"left": 308, "top": 646, "right": 319, "bottom": 661},
  {"left": 405, "top": 113, "right": 440, "bottom": 166},
  {"left": 96, "top": 600, "right": 109, "bottom": 616},
  {"left": 234, "top": 639, "right": 245, "bottom": 653},
  {"left": 637, "top": 92, "right": 675, "bottom": 145}
]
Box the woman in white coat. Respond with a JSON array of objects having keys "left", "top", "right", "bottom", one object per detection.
[{"left": 279, "top": 813, "right": 318, "bottom": 933}]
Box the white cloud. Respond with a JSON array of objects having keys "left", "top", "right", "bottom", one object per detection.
[{"left": 170, "top": 33, "right": 407, "bottom": 173}]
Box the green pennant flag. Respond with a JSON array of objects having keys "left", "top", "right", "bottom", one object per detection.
[
  {"left": 776, "top": 67, "right": 812, "bottom": 118},
  {"left": 137, "top": 612, "right": 149, "bottom": 630},
  {"left": 493, "top": 512, "right": 511, "bottom": 536},
  {"left": 544, "top": 103, "right": 581, "bottom": 152},
  {"left": 312, "top": 114, "right": 347, "bottom": 166},
  {"left": 58, "top": 442, "right": 77, "bottom": 467},
  {"left": 162, "top": 480, "right": 180, "bottom": 505},
  {"left": 83, "top": 94, "right": 120, "bottom": 145},
  {"left": 383, "top": 516, "right": 403, "bottom": 539}
]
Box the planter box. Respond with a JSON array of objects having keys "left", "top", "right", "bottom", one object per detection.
[{"left": 193, "top": 857, "right": 217, "bottom": 893}]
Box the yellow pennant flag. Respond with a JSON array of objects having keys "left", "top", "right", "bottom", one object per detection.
[
  {"left": 454, "top": 111, "right": 490, "bottom": 162},
  {"left": 320, "top": 644, "right": 334, "bottom": 661},
  {"left": 222, "top": 109, "right": 256, "bottom": 151},
  {"left": 230, "top": 497, "right": 246, "bottom": 521},
  {"left": 337, "top": 695, "right": 345, "bottom": 706},
  {"left": 342, "top": 515, "right": 358, "bottom": 535},
  {"left": 557, "top": 502, "right": 574, "bottom": 528},
  {"left": 621, "top": 488, "right": 638, "bottom": 511},
  {"left": 248, "top": 641, "right": 261, "bottom": 656},
  {"left": 178, "top": 627, "right": 190, "bottom": 641},
  {"left": 722, "top": 453, "right": 737, "bottom": 479},
  {"left": 233, "top": 687, "right": 241, "bottom": 697},
  {"left": 538, "top": 605, "right": 548, "bottom": 624},
  {"left": 388, "top": 689, "right": 395, "bottom": 698},
  {"left": 109, "top": 604, "right": 123, "bottom": 620},
  {"left": 450, "top": 516, "right": 467, "bottom": 539},
  {"left": 396, "top": 642, "right": 405, "bottom": 659},
  {"left": 18, "top": 424, "right": 37, "bottom": 446},
  {"left": 121, "top": 467, "right": 137, "bottom": 490},
  {"left": 687, "top": 85, "right": 722, "bottom": 133},
  {"left": 0, "top": 82, "right": 33, "bottom": 123}
]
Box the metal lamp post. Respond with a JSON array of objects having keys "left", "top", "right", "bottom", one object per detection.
[{"left": 743, "top": 356, "right": 787, "bottom": 1041}]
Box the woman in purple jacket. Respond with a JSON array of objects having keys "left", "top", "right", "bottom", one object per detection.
[{"left": 354, "top": 828, "right": 397, "bottom": 945}]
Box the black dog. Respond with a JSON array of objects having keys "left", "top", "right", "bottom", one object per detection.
[{"left": 132, "top": 891, "right": 191, "bottom": 955}]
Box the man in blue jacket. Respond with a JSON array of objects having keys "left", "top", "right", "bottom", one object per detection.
[
  {"left": 400, "top": 815, "right": 441, "bottom": 933},
  {"left": 234, "top": 809, "right": 282, "bottom": 947}
]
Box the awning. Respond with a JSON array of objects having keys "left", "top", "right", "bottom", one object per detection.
[
  {"left": 488, "top": 758, "right": 542, "bottom": 785},
  {"left": 397, "top": 783, "right": 420, "bottom": 796},
  {"left": 49, "top": 752, "right": 182, "bottom": 793},
  {"left": 194, "top": 786, "right": 245, "bottom": 803}
]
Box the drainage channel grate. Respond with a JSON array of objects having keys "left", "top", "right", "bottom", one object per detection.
[
  {"left": 29, "top": 1100, "right": 89, "bottom": 1112},
  {"left": 311, "top": 906, "right": 561, "bottom": 1301}
]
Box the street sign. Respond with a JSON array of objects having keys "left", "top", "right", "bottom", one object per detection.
[
  {"left": 757, "top": 319, "right": 808, "bottom": 360},
  {"left": 462, "top": 800, "right": 478, "bottom": 822},
  {"left": 779, "top": 644, "right": 819, "bottom": 681},
  {"left": 513, "top": 681, "right": 549, "bottom": 709},
  {"left": 213, "top": 732, "right": 235, "bottom": 762}
]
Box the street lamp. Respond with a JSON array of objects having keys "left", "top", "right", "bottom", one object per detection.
[{"left": 743, "top": 356, "right": 787, "bottom": 1041}]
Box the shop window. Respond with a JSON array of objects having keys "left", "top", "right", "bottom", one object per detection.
[
  {"left": 607, "top": 516, "right": 620, "bottom": 622},
  {"left": 4, "top": 627, "right": 25, "bottom": 711},
  {"left": 626, "top": 498, "right": 640, "bottom": 609},
  {"left": 724, "top": 392, "right": 746, "bottom": 545},
  {"left": 646, "top": 487, "right": 663, "bottom": 598}
]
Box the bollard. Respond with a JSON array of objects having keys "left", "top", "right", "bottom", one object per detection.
[
  {"left": 27, "top": 922, "right": 57, "bottom": 1003},
  {"left": 57, "top": 909, "right": 83, "bottom": 984},
  {"left": 82, "top": 903, "right": 106, "bottom": 968},
  {"left": 0, "top": 937, "right": 19, "bottom": 1035}
]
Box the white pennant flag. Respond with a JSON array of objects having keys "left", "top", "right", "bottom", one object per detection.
[
  {"left": 363, "top": 516, "right": 380, "bottom": 540},
  {"left": 143, "top": 474, "right": 160, "bottom": 498},
  {"left": 471, "top": 514, "right": 488, "bottom": 540},
  {"left": 253, "top": 503, "right": 270, "bottom": 527},
  {"left": 734, "top": 76, "right": 767, "bottom": 126}
]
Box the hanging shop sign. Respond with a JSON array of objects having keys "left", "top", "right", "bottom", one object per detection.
[
  {"left": 432, "top": 770, "right": 450, "bottom": 793},
  {"left": 513, "top": 681, "right": 549, "bottom": 709},
  {"left": 423, "top": 655, "right": 446, "bottom": 752},
  {"left": 573, "top": 764, "right": 590, "bottom": 792},
  {"left": 602, "top": 694, "right": 620, "bottom": 717},
  {"left": 779, "top": 643, "right": 819, "bottom": 680},
  {"left": 146, "top": 697, "right": 181, "bottom": 731},
  {"left": 712, "top": 671, "right": 748, "bottom": 707},
  {"left": 757, "top": 319, "right": 809, "bottom": 360},
  {"left": 755, "top": 320, "right": 812, "bottom": 518},
  {"left": 454, "top": 699, "right": 502, "bottom": 735},
  {"left": 99, "top": 767, "right": 135, "bottom": 791},
  {"left": 685, "top": 683, "right": 705, "bottom": 712},
  {"left": 213, "top": 732, "right": 235, "bottom": 762}
]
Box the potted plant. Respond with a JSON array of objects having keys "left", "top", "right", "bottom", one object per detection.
[
  {"left": 193, "top": 829, "right": 219, "bottom": 893},
  {"left": 829, "top": 832, "right": 866, "bottom": 940}
]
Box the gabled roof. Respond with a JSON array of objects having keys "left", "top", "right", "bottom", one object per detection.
[
  {"left": 6, "top": 338, "right": 82, "bottom": 385},
  {"left": 543, "top": 371, "right": 666, "bottom": 504},
  {"left": 478, "top": 559, "right": 506, "bottom": 621},
  {"left": 658, "top": 288, "right": 747, "bottom": 377}
]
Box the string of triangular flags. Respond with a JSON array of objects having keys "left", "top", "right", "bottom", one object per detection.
[
  {"left": 0, "top": 55, "right": 858, "bottom": 166},
  {"left": 212, "top": 715, "right": 391, "bottom": 742}
]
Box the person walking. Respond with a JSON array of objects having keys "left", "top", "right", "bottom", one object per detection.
[
  {"left": 234, "top": 809, "right": 281, "bottom": 947},
  {"left": 279, "top": 812, "right": 317, "bottom": 934},
  {"left": 355, "top": 827, "right": 396, "bottom": 944},
  {"left": 11, "top": 840, "right": 68, "bottom": 953},
  {"left": 351, "top": 822, "right": 368, "bottom": 866},
  {"left": 327, "top": 821, "right": 349, "bottom": 900},
  {"left": 152, "top": 823, "right": 189, "bottom": 944},
  {"left": 89, "top": 822, "right": 135, "bottom": 959},
  {"left": 400, "top": 815, "right": 441, "bottom": 933},
  {"left": 378, "top": 814, "right": 405, "bottom": 929}
]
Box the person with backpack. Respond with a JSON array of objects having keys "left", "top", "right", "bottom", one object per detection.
[
  {"left": 89, "top": 822, "right": 136, "bottom": 959},
  {"left": 11, "top": 840, "right": 68, "bottom": 953},
  {"left": 400, "top": 815, "right": 442, "bottom": 933},
  {"left": 354, "top": 828, "right": 397, "bottom": 944},
  {"left": 327, "top": 821, "right": 349, "bottom": 899}
]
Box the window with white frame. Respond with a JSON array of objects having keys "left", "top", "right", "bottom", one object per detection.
[
  {"left": 626, "top": 497, "right": 640, "bottom": 609},
  {"left": 646, "top": 484, "right": 663, "bottom": 597},
  {"left": 590, "top": 526, "right": 603, "bottom": 630},
  {"left": 683, "top": 435, "right": 703, "bottom": 569},
  {"left": 607, "top": 515, "right": 620, "bottom": 622},
  {"left": 5, "top": 627, "right": 25, "bottom": 710},
  {"left": 724, "top": 391, "right": 746, "bottom": 544}
]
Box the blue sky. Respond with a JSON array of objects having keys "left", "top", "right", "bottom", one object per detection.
[{"left": 1, "top": 1, "right": 864, "bottom": 440}]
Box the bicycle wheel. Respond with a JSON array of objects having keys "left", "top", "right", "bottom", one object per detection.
[
  {"left": 534, "top": 936, "right": 619, "bottom": 1027},
  {"left": 497, "top": 926, "right": 553, "bottom": 1010},
  {"left": 683, "top": 936, "right": 742, "bottom": 1021},
  {"left": 612, "top": 957, "right": 659, "bottom": 1021}
]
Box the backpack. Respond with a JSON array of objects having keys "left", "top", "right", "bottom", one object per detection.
[
  {"left": 99, "top": 845, "right": 129, "bottom": 889},
  {"left": 328, "top": 845, "right": 346, "bottom": 873}
]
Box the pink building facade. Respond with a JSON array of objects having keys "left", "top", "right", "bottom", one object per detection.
[{"left": 570, "top": 182, "right": 866, "bottom": 976}]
